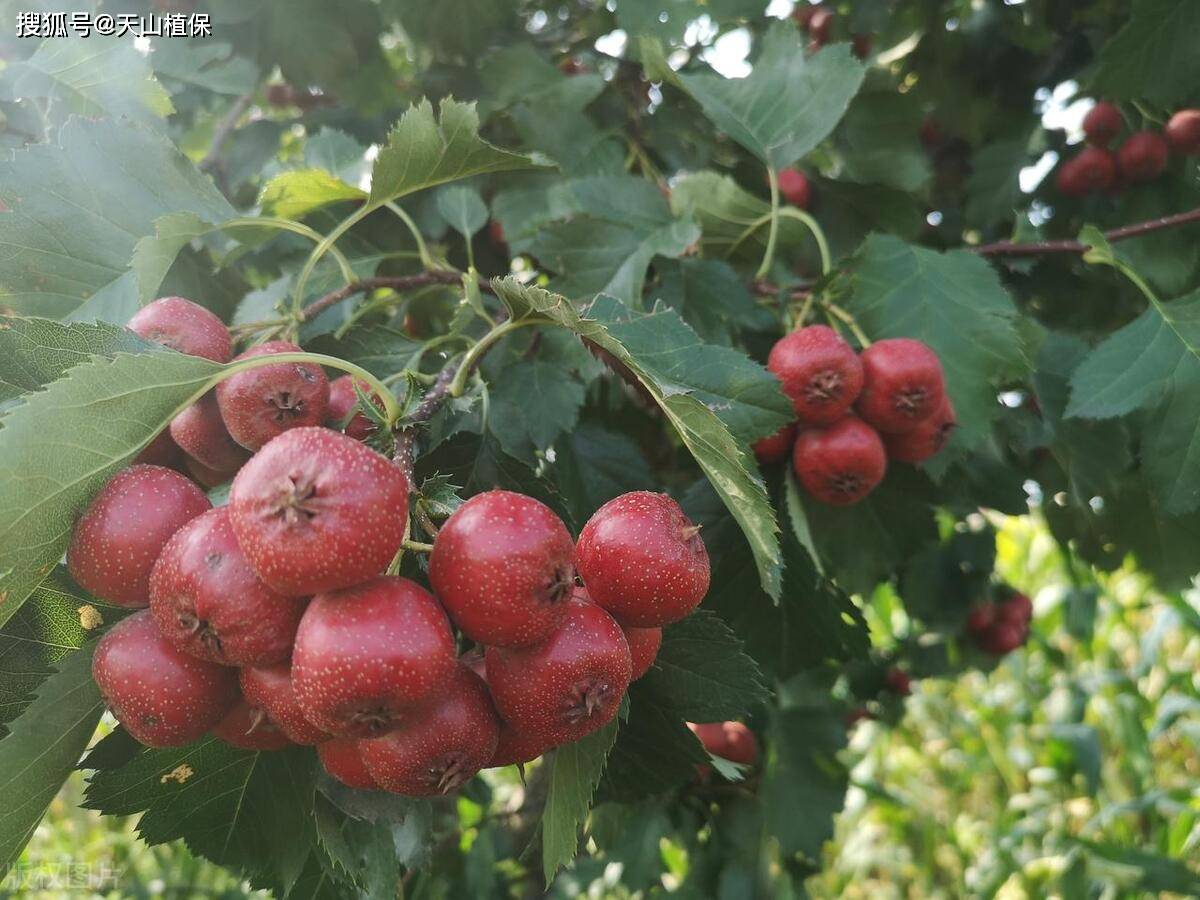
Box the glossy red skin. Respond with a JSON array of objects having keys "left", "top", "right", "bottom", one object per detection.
[
  {"left": 134, "top": 430, "right": 185, "bottom": 470},
  {"left": 776, "top": 167, "right": 811, "bottom": 208},
  {"left": 149, "top": 507, "right": 305, "bottom": 667},
  {"left": 979, "top": 621, "right": 1025, "bottom": 655},
  {"left": 458, "top": 651, "right": 554, "bottom": 767},
  {"left": 753, "top": 422, "right": 798, "bottom": 465},
  {"left": 687, "top": 721, "right": 758, "bottom": 766},
  {"left": 1056, "top": 147, "right": 1117, "bottom": 196},
  {"left": 1165, "top": 109, "right": 1200, "bottom": 155},
  {"left": 1117, "top": 131, "right": 1168, "bottom": 182},
  {"left": 768, "top": 326, "right": 864, "bottom": 426},
  {"left": 240, "top": 664, "right": 330, "bottom": 745},
  {"left": 127, "top": 296, "right": 232, "bottom": 363},
  {"left": 997, "top": 592, "right": 1033, "bottom": 625},
  {"left": 965, "top": 602, "right": 996, "bottom": 634},
  {"left": 292, "top": 576, "right": 458, "bottom": 738},
  {"left": 216, "top": 341, "right": 330, "bottom": 451},
  {"left": 792, "top": 416, "right": 886, "bottom": 506},
  {"left": 623, "top": 625, "right": 662, "bottom": 681},
  {"left": 326, "top": 375, "right": 384, "bottom": 441},
  {"left": 576, "top": 491, "right": 710, "bottom": 627},
  {"left": 429, "top": 490, "right": 576, "bottom": 647},
  {"left": 213, "top": 699, "right": 293, "bottom": 751},
  {"left": 360, "top": 667, "right": 500, "bottom": 796},
  {"left": 228, "top": 427, "right": 409, "bottom": 596},
  {"left": 855, "top": 338, "right": 946, "bottom": 434},
  {"left": 884, "top": 668, "right": 912, "bottom": 696},
  {"left": 318, "top": 737, "right": 380, "bottom": 790},
  {"left": 93, "top": 610, "right": 238, "bottom": 747},
  {"left": 883, "top": 396, "right": 957, "bottom": 463},
  {"left": 486, "top": 598, "right": 631, "bottom": 745},
  {"left": 1082, "top": 101, "right": 1122, "bottom": 146},
  {"left": 67, "top": 465, "right": 211, "bottom": 608},
  {"left": 170, "top": 392, "right": 251, "bottom": 473}
]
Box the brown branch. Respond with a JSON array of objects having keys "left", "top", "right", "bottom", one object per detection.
[
  {"left": 971, "top": 206, "right": 1200, "bottom": 257},
  {"left": 751, "top": 278, "right": 814, "bottom": 299},
  {"left": 199, "top": 91, "right": 255, "bottom": 172},
  {"left": 299, "top": 271, "right": 495, "bottom": 323}
]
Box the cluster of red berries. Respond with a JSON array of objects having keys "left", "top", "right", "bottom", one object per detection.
[
  {"left": 758, "top": 326, "right": 954, "bottom": 505},
  {"left": 1056, "top": 103, "right": 1200, "bottom": 197},
  {"left": 792, "top": 4, "right": 872, "bottom": 59},
  {"left": 966, "top": 592, "right": 1033, "bottom": 656}
]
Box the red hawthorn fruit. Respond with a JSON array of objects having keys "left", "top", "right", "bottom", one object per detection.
[
  {"left": 359, "top": 666, "right": 500, "bottom": 796},
  {"left": 67, "top": 464, "right": 211, "bottom": 608},
  {"left": 228, "top": 427, "right": 409, "bottom": 596},
  {"left": 622, "top": 624, "right": 663, "bottom": 681},
  {"left": 318, "top": 737, "right": 380, "bottom": 790},
  {"left": 1056, "top": 147, "right": 1117, "bottom": 196},
  {"left": 998, "top": 592, "right": 1034, "bottom": 625},
  {"left": 792, "top": 4, "right": 816, "bottom": 28},
  {"left": 326, "top": 375, "right": 385, "bottom": 441},
  {"left": 576, "top": 491, "right": 710, "bottom": 627},
  {"left": 149, "top": 507, "right": 305, "bottom": 667},
  {"left": 134, "top": 430, "right": 185, "bottom": 470},
  {"left": 852, "top": 33, "right": 873, "bottom": 60},
  {"left": 980, "top": 621, "right": 1025, "bottom": 655},
  {"left": 767, "top": 326, "right": 865, "bottom": 426},
  {"left": 884, "top": 668, "right": 912, "bottom": 696},
  {"left": 1082, "top": 101, "right": 1122, "bottom": 147},
  {"left": 965, "top": 602, "right": 996, "bottom": 635},
  {"left": 184, "top": 455, "right": 238, "bottom": 490},
  {"left": 1116, "top": 131, "right": 1168, "bottom": 182},
  {"left": 688, "top": 721, "right": 724, "bottom": 755},
  {"left": 292, "top": 576, "right": 458, "bottom": 738},
  {"left": 127, "top": 296, "right": 232, "bottom": 363},
  {"left": 776, "top": 167, "right": 812, "bottom": 208},
  {"left": 883, "top": 396, "right": 957, "bottom": 463},
  {"left": 485, "top": 597, "right": 632, "bottom": 745},
  {"left": 807, "top": 6, "right": 834, "bottom": 42},
  {"left": 459, "top": 650, "right": 554, "bottom": 767},
  {"left": 216, "top": 340, "right": 330, "bottom": 451},
  {"left": 213, "top": 699, "right": 293, "bottom": 751},
  {"left": 488, "top": 220, "right": 506, "bottom": 247},
  {"left": 240, "top": 664, "right": 330, "bottom": 745},
  {"left": 429, "top": 490, "right": 576, "bottom": 647},
  {"left": 93, "top": 610, "right": 238, "bottom": 747},
  {"left": 792, "top": 416, "right": 887, "bottom": 506},
  {"left": 753, "top": 422, "right": 798, "bottom": 465},
  {"left": 855, "top": 338, "right": 947, "bottom": 434},
  {"left": 1165, "top": 109, "right": 1200, "bottom": 155},
  {"left": 170, "top": 393, "right": 252, "bottom": 473},
  {"left": 687, "top": 721, "right": 759, "bottom": 766}
]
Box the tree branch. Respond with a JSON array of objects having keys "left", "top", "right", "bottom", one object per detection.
[
  {"left": 971, "top": 206, "right": 1200, "bottom": 257},
  {"left": 199, "top": 91, "right": 255, "bottom": 173},
  {"left": 298, "top": 271, "right": 496, "bottom": 323}
]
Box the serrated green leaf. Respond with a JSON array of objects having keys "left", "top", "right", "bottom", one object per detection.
[
  {"left": 436, "top": 185, "right": 488, "bottom": 240},
  {"left": 838, "top": 90, "right": 930, "bottom": 193},
  {"left": 132, "top": 212, "right": 220, "bottom": 305},
  {"left": 1091, "top": 0, "right": 1200, "bottom": 106},
  {"left": 313, "top": 794, "right": 401, "bottom": 897},
  {"left": 600, "top": 688, "right": 708, "bottom": 802},
  {"left": 486, "top": 359, "right": 586, "bottom": 462},
  {"left": 305, "top": 327, "right": 423, "bottom": 379},
  {"left": 1076, "top": 839, "right": 1200, "bottom": 894},
  {"left": 541, "top": 718, "right": 619, "bottom": 883},
  {"left": 964, "top": 138, "right": 1030, "bottom": 227},
  {"left": 149, "top": 40, "right": 260, "bottom": 95},
  {"left": 260, "top": 170, "right": 367, "bottom": 220},
  {"left": 654, "top": 258, "right": 770, "bottom": 345},
  {"left": 551, "top": 422, "right": 656, "bottom": 527},
  {"left": 479, "top": 44, "right": 605, "bottom": 116}
]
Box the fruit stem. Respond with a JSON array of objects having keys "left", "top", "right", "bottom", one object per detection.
[
  {"left": 402, "top": 539, "right": 434, "bottom": 553},
  {"left": 292, "top": 201, "right": 374, "bottom": 314},
  {"left": 776, "top": 207, "right": 832, "bottom": 275},
  {"left": 447, "top": 317, "right": 547, "bottom": 398},
  {"left": 226, "top": 216, "right": 357, "bottom": 286},
  {"left": 824, "top": 303, "right": 872, "bottom": 348},
  {"left": 755, "top": 166, "right": 782, "bottom": 279},
  {"left": 385, "top": 201, "right": 438, "bottom": 271},
  {"left": 792, "top": 292, "right": 816, "bottom": 330}
]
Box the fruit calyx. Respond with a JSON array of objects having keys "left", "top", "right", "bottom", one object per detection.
[
  {"left": 268, "top": 474, "right": 320, "bottom": 526},
  {"left": 563, "top": 678, "right": 615, "bottom": 724}
]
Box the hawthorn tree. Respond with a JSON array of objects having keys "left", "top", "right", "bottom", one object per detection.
[{"left": 0, "top": 0, "right": 1199, "bottom": 896}]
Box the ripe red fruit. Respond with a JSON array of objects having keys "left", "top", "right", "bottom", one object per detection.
[
  {"left": 855, "top": 338, "right": 946, "bottom": 434},
  {"left": 213, "top": 699, "right": 293, "bottom": 751},
  {"left": 767, "top": 326, "right": 864, "bottom": 426},
  {"left": 1165, "top": 109, "right": 1200, "bottom": 155},
  {"left": 429, "top": 490, "right": 576, "bottom": 647},
  {"left": 806, "top": 6, "right": 834, "bottom": 42},
  {"left": 965, "top": 602, "right": 996, "bottom": 635},
  {"left": 792, "top": 416, "right": 887, "bottom": 506},
  {"left": 150, "top": 507, "right": 305, "bottom": 667},
  {"left": 1117, "top": 131, "right": 1168, "bottom": 182},
  {"left": 67, "top": 464, "right": 211, "bottom": 607},
  {"left": 792, "top": 4, "right": 817, "bottom": 28},
  {"left": 576, "top": 491, "right": 710, "bottom": 627},
  {"left": 753, "top": 422, "right": 798, "bottom": 465},
  {"left": 127, "top": 296, "right": 232, "bottom": 363},
  {"left": 134, "top": 430, "right": 185, "bottom": 470},
  {"left": 883, "top": 396, "right": 957, "bottom": 463},
  {"left": 318, "top": 738, "right": 380, "bottom": 790},
  {"left": 485, "top": 597, "right": 632, "bottom": 745},
  {"left": 622, "top": 624, "right": 662, "bottom": 681},
  {"left": 884, "top": 668, "right": 912, "bottom": 696},
  {"left": 216, "top": 340, "right": 330, "bottom": 451},
  {"left": 687, "top": 721, "right": 759, "bottom": 766},
  {"left": 997, "top": 592, "right": 1034, "bottom": 625},
  {"left": 360, "top": 666, "right": 500, "bottom": 796},
  {"left": 488, "top": 220, "right": 506, "bottom": 247},
  {"left": 326, "top": 375, "right": 385, "bottom": 441},
  {"left": 1056, "top": 147, "right": 1117, "bottom": 196},
  {"left": 170, "top": 393, "right": 251, "bottom": 473},
  {"left": 292, "top": 576, "right": 458, "bottom": 738},
  {"left": 980, "top": 621, "right": 1025, "bottom": 655},
  {"left": 228, "top": 427, "right": 409, "bottom": 596},
  {"left": 1082, "top": 101, "right": 1122, "bottom": 146},
  {"left": 776, "top": 167, "right": 812, "bottom": 208},
  {"left": 92, "top": 610, "right": 238, "bottom": 747},
  {"left": 459, "top": 651, "right": 554, "bottom": 767},
  {"left": 240, "top": 664, "right": 330, "bottom": 745}
]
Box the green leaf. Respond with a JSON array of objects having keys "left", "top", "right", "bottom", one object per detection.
[
  {"left": 149, "top": 41, "right": 260, "bottom": 95},
  {"left": 479, "top": 44, "right": 605, "bottom": 116},
  {"left": 486, "top": 358, "right": 587, "bottom": 462},
  {"left": 313, "top": 794, "right": 402, "bottom": 898},
  {"left": 678, "top": 27, "right": 865, "bottom": 170},
  {"left": 541, "top": 718, "right": 619, "bottom": 883},
  {"left": 837, "top": 90, "right": 930, "bottom": 193},
  {"left": 260, "top": 170, "right": 366, "bottom": 220},
  {"left": 1091, "top": 0, "right": 1200, "bottom": 106},
  {"left": 600, "top": 691, "right": 708, "bottom": 801},
  {"left": 306, "top": 326, "right": 423, "bottom": 378},
  {"left": 1076, "top": 840, "right": 1200, "bottom": 894},
  {"left": 654, "top": 258, "right": 771, "bottom": 346},
  {"left": 132, "top": 212, "right": 221, "bottom": 305},
  {"left": 551, "top": 422, "right": 656, "bottom": 528},
  {"left": 0, "top": 644, "right": 103, "bottom": 874},
  {"left": 964, "top": 138, "right": 1031, "bottom": 227},
  {"left": 436, "top": 185, "right": 489, "bottom": 240}
]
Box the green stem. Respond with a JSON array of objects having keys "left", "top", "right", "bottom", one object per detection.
[
  {"left": 777, "top": 207, "right": 832, "bottom": 275},
  {"left": 292, "top": 202, "right": 375, "bottom": 315},
  {"left": 385, "top": 202, "right": 436, "bottom": 270},
  {"left": 403, "top": 540, "right": 434, "bottom": 553},
  {"left": 755, "top": 166, "right": 781, "bottom": 279},
  {"left": 793, "top": 292, "right": 816, "bottom": 330},
  {"left": 447, "top": 318, "right": 546, "bottom": 397},
  {"left": 825, "top": 302, "right": 872, "bottom": 348},
  {"left": 226, "top": 216, "right": 357, "bottom": 286},
  {"left": 728, "top": 212, "right": 773, "bottom": 256}
]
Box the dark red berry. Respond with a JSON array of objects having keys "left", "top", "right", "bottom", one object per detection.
[
  {"left": 326, "top": 375, "right": 385, "bottom": 441},
  {"left": 807, "top": 6, "right": 834, "bottom": 42},
  {"left": 792, "top": 5, "right": 817, "bottom": 28},
  {"left": 980, "top": 621, "right": 1025, "bottom": 655},
  {"left": 688, "top": 721, "right": 759, "bottom": 766},
  {"left": 359, "top": 666, "right": 500, "bottom": 796},
  {"left": 576, "top": 491, "right": 710, "bottom": 627},
  {"left": 170, "top": 393, "right": 251, "bottom": 473},
  {"left": 92, "top": 610, "right": 238, "bottom": 747},
  {"left": 318, "top": 737, "right": 380, "bottom": 790},
  {"left": 134, "top": 430, "right": 185, "bottom": 470},
  {"left": 997, "top": 592, "right": 1033, "bottom": 625},
  {"left": 460, "top": 651, "right": 554, "bottom": 768},
  {"left": 768, "top": 326, "right": 864, "bottom": 426},
  {"left": 213, "top": 699, "right": 293, "bottom": 751},
  {"left": 67, "top": 465, "right": 211, "bottom": 608},
  {"left": 965, "top": 602, "right": 996, "bottom": 635},
  {"left": 1165, "top": 109, "right": 1200, "bottom": 155},
  {"left": 753, "top": 422, "right": 798, "bottom": 465},
  {"left": 851, "top": 33, "right": 873, "bottom": 60},
  {"left": 557, "top": 57, "right": 588, "bottom": 75},
  {"left": 149, "top": 507, "right": 305, "bottom": 667},
  {"left": 883, "top": 396, "right": 957, "bottom": 463},
  {"left": 622, "top": 623, "right": 662, "bottom": 681},
  {"left": 485, "top": 597, "right": 632, "bottom": 746},
  {"left": 1056, "top": 147, "right": 1117, "bottom": 196},
  {"left": 1082, "top": 101, "right": 1122, "bottom": 147},
  {"left": 216, "top": 341, "right": 330, "bottom": 451},
  {"left": 919, "top": 116, "right": 944, "bottom": 151},
  {"left": 292, "top": 576, "right": 458, "bottom": 738},
  {"left": 1117, "top": 131, "right": 1168, "bottom": 182},
  {"left": 855, "top": 338, "right": 946, "bottom": 434},
  {"left": 776, "top": 167, "right": 811, "bottom": 208},
  {"left": 429, "top": 490, "right": 576, "bottom": 647},
  {"left": 488, "top": 220, "right": 506, "bottom": 247},
  {"left": 228, "top": 427, "right": 409, "bottom": 596},
  {"left": 884, "top": 668, "right": 912, "bottom": 696},
  {"left": 127, "top": 296, "right": 231, "bottom": 363},
  {"left": 240, "top": 664, "right": 330, "bottom": 745},
  {"left": 792, "top": 416, "right": 886, "bottom": 506}
]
